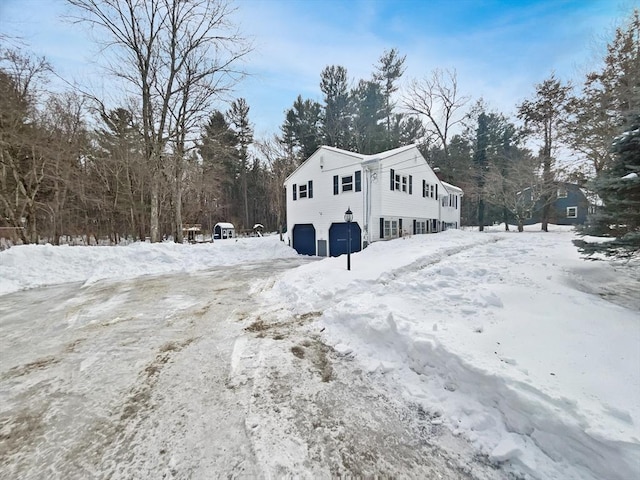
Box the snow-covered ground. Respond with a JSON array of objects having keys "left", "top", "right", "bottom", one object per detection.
[{"left": 1, "top": 228, "right": 639, "bottom": 479}]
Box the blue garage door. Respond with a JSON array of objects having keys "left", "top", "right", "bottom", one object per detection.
[
  {"left": 292, "top": 224, "right": 316, "bottom": 256},
  {"left": 329, "top": 222, "right": 362, "bottom": 257}
]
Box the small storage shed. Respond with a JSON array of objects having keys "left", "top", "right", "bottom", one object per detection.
[{"left": 213, "top": 222, "right": 235, "bottom": 240}]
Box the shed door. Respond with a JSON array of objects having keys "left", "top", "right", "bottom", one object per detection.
[
  {"left": 292, "top": 224, "right": 316, "bottom": 256},
  {"left": 329, "top": 222, "right": 362, "bottom": 257}
]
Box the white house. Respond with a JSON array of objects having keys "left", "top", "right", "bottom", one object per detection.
[{"left": 284, "top": 144, "right": 463, "bottom": 256}]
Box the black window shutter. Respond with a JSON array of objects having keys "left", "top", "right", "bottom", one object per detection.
[
  {"left": 355, "top": 170, "right": 362, "bottom": 192},
  {"left": 380, "top": 218, "right": 384, "bottom": 238},
  {"left": 423, "top": 180, "right": 426, "bottom": 197},
  {"left": 293, "top": 184, "right": 297, "bottom": 200},
  {"left": 435, "top": 184, "right": 438, "bottom": 200},
  {"left": 413, "top": 219, "right": 417, "bottom": 233},
  {"left": 333, "top": 175, "right": 339, "bottom": 195},
  {"left": 390, "top": 169, "right": 395, "bottom": 190},
  {"left": 409, "top": 175, "right": 413, "bottom": 195},
  {"left": 399, "top": 218, "right": 403, "bottom": 232},
  {"left": 308, "top": 180, "right": 313, "bottom": 199}
]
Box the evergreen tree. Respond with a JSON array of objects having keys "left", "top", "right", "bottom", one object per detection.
[
  {"left": 473, "top": 112, "right": 489, "bottom": 231},
  {"left": 320, "top": 65, "right": 351, "bottom": 149},
  {"left": 281, "top": 95, "right": 322, "bottom": 162},
  {"left": 198, "top": 111, "right": 238, "bottom": 223},
  {"left": 227, "top": 98, "right": 254, "bottom": 229},
  {"left": 575, "top": 113, "right": 640, "bottom": 257},
  {"left": 350, "top": 79, "right": 386, "bottom": 154},
  {"left": 566, "top": 10, "right": 640, "bottom": 175},
  {"left": 373, "top": 48, "right": 406, "bottom": 144},
  {"left": 517, "top": 74, "right": 572, "bottom": 231}
]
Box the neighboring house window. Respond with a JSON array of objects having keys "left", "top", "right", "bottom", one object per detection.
[
  {"left": 342, "top": 175, "right": 353, "bottom": 192},
  {"left": 567, "top": 206, "right": 578, "bottom": 218},
  {"left": 333, "top": 175, "right": 339, "bottom": 195},
  {"left": 299, "top": 184, "right": 307, "bottom": 198},
  {"left": 588, "top": 205, "right": 597, "bottom": 214},
  {"left": 355, "top": 171, "right": 362, "bottom": 192},
  {"left": 293, "top": 184, "right": 297, "bottom": 200},
  {"left": 558, "top": 187, "right": 568, "bottom": 198},
  {"left": 384, "top": 220, "right": 391, "bottom": 238}
]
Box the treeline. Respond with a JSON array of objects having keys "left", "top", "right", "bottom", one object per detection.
[{"left": 0, "top": 2, "right": 638, "bottom": 256}]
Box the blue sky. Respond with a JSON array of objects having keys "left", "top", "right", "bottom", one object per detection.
[{"left": 1, "top": 0, "right": 638, "bottom": 138}]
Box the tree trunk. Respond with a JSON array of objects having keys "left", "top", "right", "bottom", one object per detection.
[
  {"left": 150, "top": 174, "right": 160, "bottom": 242},
  {"left": 478, "top": 199, "right": 485, "bottom": 232}
]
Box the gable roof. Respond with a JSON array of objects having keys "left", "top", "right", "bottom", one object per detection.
[{"left": 284, "top": 144, "right": 420, "bottom": 183}]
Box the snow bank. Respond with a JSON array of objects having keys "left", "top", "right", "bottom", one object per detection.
[
  {"left": 0, "top": 236, "right": 297, "bottom": 296},
  {"left": 263, "top": 226, "right": 640, "bottom": 480}
]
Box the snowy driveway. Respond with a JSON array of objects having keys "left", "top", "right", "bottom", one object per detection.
[{"left": 0, "top": 256, "right": 505, "bottom": 479}]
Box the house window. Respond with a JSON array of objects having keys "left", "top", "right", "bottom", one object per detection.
[
  {"left": 355, "top": 170, "right": 362, "bottom": 192},
  {"left": 395, "top": 174, "right": 401, "bottom": 191},
  {"left": 567, "top": 206, "right": 578, "bottom": 218},
  {"left": 342, "top": 175, "right": 353, "bottom": 192},
  {"left": 558, "top": 187, "right": 568, "bottom": 198},
  {"left": 402, "top": 176, "right": 407, "bottom": 192},
  {"left": 383, "top": 220, "right": 398, "bottom": 238},
  {"left": 296, "top": 180, "right": 313, "bottom": 199},
  {"left": 430, "top": 184, "right": 434, "bottom": 198}
]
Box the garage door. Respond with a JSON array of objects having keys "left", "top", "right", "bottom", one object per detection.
[
  {"left": 329, "top": 222, "right": 361, "bottom": 257},
  {"left": 292, "top": 224, "right": 316, "bottom": 256}
]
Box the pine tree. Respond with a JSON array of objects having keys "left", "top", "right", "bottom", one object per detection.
[
  {"left": 575, "top": 114, "right": 640, "bottom": 257},
  {"left": 320, "top": 65, "right": 351, "bottom": 149},
  {"left": 281, "top": 95, "right": 322, "bottom": 162}
]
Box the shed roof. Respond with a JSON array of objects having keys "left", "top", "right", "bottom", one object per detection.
[{"left": 215, "top": 222, "right": 234, "bottom": 229}]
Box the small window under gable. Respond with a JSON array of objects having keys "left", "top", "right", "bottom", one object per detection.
[
  {"left": 299, "top": 184, "right": 307, "bottom": 198},
  {"left": 558, "top": 187, "right": 568, "bottom": 198},
  {"left": 395, "top": 174, "right": 401, "bottom": 191},
  {"left": 567, "top": 206, "right": 578, "bottom": 218},
  {"left": 342, "top": 175, "right": 353, "bottom": 192},
  {"left": 402, "top": 176, "right": 407, "bottom": 192}
]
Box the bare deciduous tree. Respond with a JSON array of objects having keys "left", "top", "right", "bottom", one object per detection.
[
  {"left": 404, "top": 68, "right": 470, "bottom": 157},
  {"left": 0, "top": 49, "right": 52, "bottom": 243},
  {"left": 68, "top": 0, "right": 250, "bottom": 242}
]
